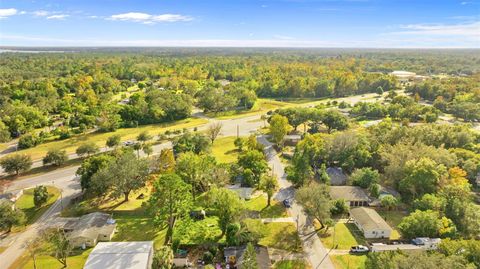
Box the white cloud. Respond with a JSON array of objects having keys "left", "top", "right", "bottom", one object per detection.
[
  {"left": 32, "top": 10, "right": 50, "bottom": 17},
  {"left": 0, "top": 8, "right": 18, "bottom": 19},
  {"left": 108, "top": 12, "right": 193, "bottom": 24},
  {"left": 46, "top": 14, "right": 69, "bottom": 20},
  {"left": 389, "top": 21, "right": 480, "bottom": 41}
]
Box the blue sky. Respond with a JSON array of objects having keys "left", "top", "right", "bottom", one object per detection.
[{"left": 0, "top": 0, "right": 479, "bottom": 47}]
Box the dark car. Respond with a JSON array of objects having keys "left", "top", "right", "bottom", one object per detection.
[{"left": 283, "top": 199, "right": 292, "bottom": 208}]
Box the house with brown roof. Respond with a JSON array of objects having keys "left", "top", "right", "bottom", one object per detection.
[
  {"left": 329, "top": 186, "right": 369, "bottom": 206},
  {"left": 350, "top": 207, "right": 392, "bottom": 239}
]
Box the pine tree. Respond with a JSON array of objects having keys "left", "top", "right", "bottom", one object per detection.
[{"left": 242, "top": 243, "right": 258, "bottom": 269}]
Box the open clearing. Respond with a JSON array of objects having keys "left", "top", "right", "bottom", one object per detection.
[{"left": 4, "top": 118, "right": 207, "bottom": 161}]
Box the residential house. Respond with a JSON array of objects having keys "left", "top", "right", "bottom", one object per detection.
[
  {"left": 67, "top": 212, "right": 116, "bottom": 248},
  {"left": 329, "top": 186, "right": 369, "bottom": 206},
  {"left": 349, "top": 207, "right": 392, "bottom": 239},
  {"left": 84, "top": 241, "right": 154, "bottom": 269}
]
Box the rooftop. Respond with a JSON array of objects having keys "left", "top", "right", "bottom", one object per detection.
[
  {"left": 330, "top": 186, "right": 369, "bottom": 201},
  {"left": 68, "top": 212, "right": 115, "bottom": 240},
  {"left": 84, "top": 241, "right": 153, "bottom": 269},
  {"left": 326, "top": 167, "right": 347, "bottom": 186},
  {"left": 350, "top": 207, "right": 392, "bottom": 231}
]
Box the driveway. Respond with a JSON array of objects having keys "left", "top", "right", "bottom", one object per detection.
[{"left": 258, "top": 136, "right": 334, "bottom": 269}]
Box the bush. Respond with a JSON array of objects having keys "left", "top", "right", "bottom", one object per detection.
[
  {"left": 43, "top": 149, "right": 68, "bottom": 166},
  {"left": 33, "top": 185, "right": 49, "bottom": 207},
  {"left": 330, "top": 199, "right": 349, "bottom": 216},
  {"left": 18, "top": 133, "right": 43, "bottom": 149},
  {"left": 380, "top": 195, "right": 398, "bottom": 210},
  {"left": 202, "top": 251, "right": 214, "bottom": 264},
  {"left": 350, "top": 168, "right": 379, "bottom": 189}
]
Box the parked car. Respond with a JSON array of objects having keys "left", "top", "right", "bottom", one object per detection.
[
  {"left": 350, "top": 245, "right": 369, "bottom": 253},
  {"left": 283, "top": 199, "right": 291, "bottom": 208},
  {"left": 123, "top": 141, "right": 135, "bottom": 146}
]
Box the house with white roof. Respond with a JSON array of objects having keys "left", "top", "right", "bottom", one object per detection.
[{"left": 84, "top": 241, "right": 154, "bottom": 269}]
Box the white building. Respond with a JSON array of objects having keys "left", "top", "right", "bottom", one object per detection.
[
  {"left": 350, "top": 207, "right": 392, "bottom": 239},
  {"left": 84, "top": 241, "right": 154, "bottom": 269}
]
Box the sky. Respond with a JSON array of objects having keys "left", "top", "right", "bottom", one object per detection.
[{"left": 0, "top": 0, "right": 479, "bottom": 48}]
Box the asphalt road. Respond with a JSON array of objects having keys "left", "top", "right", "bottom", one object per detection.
[
  {"left": 0, "top": 94, "right": 385, "bottom": 268},
  {"left": 258, "top": 136, "right": 335, "bottom": 269},
  {"left": 0, "top": 113, "right": 266, "bottom": 269}
]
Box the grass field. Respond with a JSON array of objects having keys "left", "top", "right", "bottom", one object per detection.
[
  {"left": 331, "top": 254, "right": 367, "bottom": 269},
  {"left": 318, "top": 223, "right": 366, "bottom": 250},
  {"left": 245, "top": 195, "right": 288, "bottom": 218},
  {"left": 15, "top": 248, "right": 92, "bottom": 269},
  {"left": 211, "top": 136, "right": 240, "bottom": 163},
  {"left": 211, "top": 99, "right": 290, "bottom": 120},
  {"left": 13, "top": 186, "right": 61, "bottom": 232},
  {"left": 113, "top": 214, "right": 167, "bottom": 248},
  {"left": 5, "top": 118, "right": 208, "bottom": 161},
  {"left": 274, "top": 259, "right": 311, "bottom": 269},
  {"left": 244, "top": 219, "right": 302, "bottom": 252}
]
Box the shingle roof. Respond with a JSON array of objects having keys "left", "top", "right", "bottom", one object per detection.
[
  {"left": 350, "top": 207, "right": 392, "bottom": 231},
  {"left": 329, "top": 186, "right": 369, "bottom": 201},
  {"left": 68, "top": 212, "right": 115, "bottom": 240},
  {"left": 326, "top": 167, "right": 347, "bottom": 186}
]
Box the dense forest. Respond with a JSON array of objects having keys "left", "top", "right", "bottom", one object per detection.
[{"left": 0, "top": 48, "right": 479, "bottom": 148}]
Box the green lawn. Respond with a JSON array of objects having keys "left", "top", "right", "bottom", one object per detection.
[
  {"left": 245, "top": 195, "right": 288, "bottom": 218},
  {"left": 331, "top": 254, "right": 367, "bottom": 269},
  {"left": 377, "top": 209, "right": 407, "bottom": 240},
  {"left": 177, "top": 216, "right": 224, "bottom": 245},
  {"left": 319, "top": 223, "right": 366, "bottom": 250},
  {"left": 274, "top": 259, "right": 311, "bottom": 269},
  {"left": 9, "top": 118, "right": 208, "bottom": 160},
  {"left": 244, "top": 219, "right": 302, "bottom": 252},
  {"left": 18, "top": 248, "right": 92, "bottom": 269},
  {"left": 211, "top": 99, "right": 290, "bottom": 120},
  {"left": 13, "top": 186, "right": 61, "bottom": 231},
  {"left": 211, "top": 136, "right": 240, "bottom": 163},
  {"left": 113, "top": 213, "right": 167, "bottom": 248}
]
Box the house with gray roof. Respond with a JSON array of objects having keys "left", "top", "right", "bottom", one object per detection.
[
  {"left": 326, "top": 167, "right": 347, "bottom": 186},
  {"left": 329, "top": 186, "right": 369, "bottom": 206},
  {"left": 67, "top": 212, "right": 116, "bottom": 248},
  {"left": 350, "top": 207, "right": 392, "bottom": 239}
]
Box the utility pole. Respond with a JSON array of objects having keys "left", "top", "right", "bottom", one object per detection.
[{"left": 236, "top": 125, "right": 239, "bottom": 138}]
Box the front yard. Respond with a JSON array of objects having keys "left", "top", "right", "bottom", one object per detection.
[
  {"left": 13, "top": 186, "right": 61, "bottom": 232},
  {"left": 318, "top": 222, "right": 366, "bottom": 250},
  {"left": 245, "top": 195, "right": 288, "bottom": 218},
  {"left": 331, "top": 254, "right": 367, "bottom": 269}
]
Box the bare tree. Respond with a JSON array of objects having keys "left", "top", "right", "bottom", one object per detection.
[
  {"left": 44, "top": 229, "right": 72, "bottom": 268},
  {"left": 206, "top": 122, "right": 223, "bottom": 144},
  {"left": 24, "top": 237, "right": 43, "bottom": 269}
]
